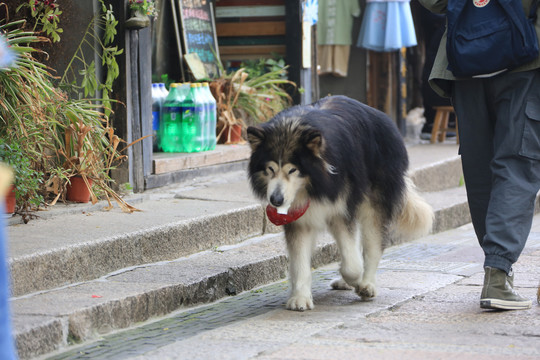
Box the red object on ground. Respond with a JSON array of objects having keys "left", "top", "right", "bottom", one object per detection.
[
  {"left": 4, "top": 185, "right": 15, "bottom": 214},
  {"left": 265, "top": 201, "right": 310, "bottom": 226},
  {"left": 66, "top": 176, "right": 92, "bottom": 203}
]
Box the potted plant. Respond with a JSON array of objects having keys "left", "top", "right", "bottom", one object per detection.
[
  {"left": 54, "top": 111, "right": 146, "bottom": 212},
  {"left": 125, "top": 0, "right": 157, "bottom": 29},
  {"left": 238, "top": 58, "right": 296, "bottom": 124},
  {"left": 209, "top": 58, "right": 295, "bottom": 144},
  {"left": 0, "top": 1, "right": 142, "bottom": 220},
  {"left": 0, "top": 140, "right": 44, "bottom": 216},
  {"left": 210, "top": 69, "right": 248, "bottom": 144},
  {"left": 0, "top": 17, "right": 60, "bottom": 221},
  {"left": 58, "top": 120, "right": 97, "bottom": 203}
]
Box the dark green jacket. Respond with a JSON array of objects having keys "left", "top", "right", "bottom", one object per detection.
[{"left": 418, "top": 0, "right": 540, "bottom": 97}]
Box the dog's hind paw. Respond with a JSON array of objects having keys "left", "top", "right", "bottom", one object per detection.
[
  {"left": 330, "top": 278, "right": 354, "bottom": 290},
  {"left": 286, "top": 295, "right": 314, "bottom": 311},
  {"left": 356, "top": 283, "right": 377, "bottom": 300}
]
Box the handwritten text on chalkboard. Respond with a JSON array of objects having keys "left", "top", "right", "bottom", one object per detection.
[{"left": 179, "top": 0, "right": 220, "bottom": 78}]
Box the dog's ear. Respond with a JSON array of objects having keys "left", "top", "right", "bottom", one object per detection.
[
  {"left": 247, "top": 126, "right": 265, "bottom": 151},
  {"left": 304, "top": 129, "right": 324, "bottom": 157}
]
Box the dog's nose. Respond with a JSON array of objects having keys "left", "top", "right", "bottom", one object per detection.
[{"left": 270, "top": 191, "right": 284, "bottom": 207}]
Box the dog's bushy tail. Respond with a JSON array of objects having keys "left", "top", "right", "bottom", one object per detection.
[{"left": 392, "top": 177, "right": 433, "bottom": 243}]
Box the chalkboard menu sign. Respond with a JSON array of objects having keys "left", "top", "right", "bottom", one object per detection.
[{"left": 178, "top": 0, "right": 221, "bottom": 78}]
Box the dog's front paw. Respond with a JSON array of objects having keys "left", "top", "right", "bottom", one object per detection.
[
  {"left": 356, "top": 282, "right": 377, "bottom": 300},
  {"left": 330, "top": 278, "right": 354, "bottom": 290},
  {"left": 286, "top": 295, "right": 314, "bottom": 311}
]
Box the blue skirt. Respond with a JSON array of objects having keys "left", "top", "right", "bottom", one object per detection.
[{"left": 357, "top": 1, "right": 417, "bottom": 52}]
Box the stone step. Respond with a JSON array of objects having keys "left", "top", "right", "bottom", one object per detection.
[
  {"left": 12, "top": 232, "right": 336, "bottom": 359},
  {"left": 7, "top": 144, "right": 463, "bottom": 299},
  {"left": 11, "top": 185, "right": 472, "bottom": 359},
  {"left": 13, "top": 206, "right": 475, "bottom": 360},
  {"left": 8, "top": 143, "right": 473, "bottom": 359},
  {"left": 424, "top": 187, "right": 470, "bottom": 233}
]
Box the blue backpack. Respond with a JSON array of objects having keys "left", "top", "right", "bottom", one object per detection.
[{"left": 446, "top": 0, "right": 539, "bottom": 77}]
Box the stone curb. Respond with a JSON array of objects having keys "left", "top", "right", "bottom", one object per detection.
[
  {"left": 9, "top": 205, "right": 265, "bottom": 297},
  {"left": 8, "top": 153, "right": 465, "bottom": 299},
  {"left": 9, "top": 145, "right": 471, "bottom": 359},
  {"left": 410, "top": 156, "right": 462, "bottom": 192},
  {"left": 12, "top": 234, "right": 338, "bottom": 360},
  {"left": 12, "top": 192, "right": 474, "bottom": 359}
]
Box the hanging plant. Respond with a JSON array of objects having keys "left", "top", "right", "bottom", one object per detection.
[
  {"left": 125, "top": 0, "right": 158, "bottom": 29},
  {"left": 128, "top": 0, "right": 158, "bottom": 17}
]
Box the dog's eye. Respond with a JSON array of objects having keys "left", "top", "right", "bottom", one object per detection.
[
  {"left": 288, "top": 168, "right": 297, "bottom": 175},
  {"left": 268, "top": 166, "right": 275, "bottom": 174}
]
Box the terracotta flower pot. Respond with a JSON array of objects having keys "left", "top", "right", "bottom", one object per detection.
[
  {"left": 218, "top": 124, "right": 243, "bottom": 144},
  {"left": 66, "top": 176, "right": 92, "bottom": 203},
  {"left": 5, "top": 185, "right": 15, "bottom": 214}
]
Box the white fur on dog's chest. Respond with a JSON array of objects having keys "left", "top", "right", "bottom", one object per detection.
[{"left": 295, "top": 198, "right": 348, "bottom": 228}]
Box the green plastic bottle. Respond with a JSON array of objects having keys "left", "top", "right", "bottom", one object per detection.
[
  {"left": 181, "top": 83, "right": 204, "bottom": 152},
  {"left": 160, "top": 83, "right": 184, "bottom": 152}
]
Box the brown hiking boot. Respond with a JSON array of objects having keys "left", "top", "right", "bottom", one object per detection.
[{"left": 480, "top": 267, "right": 532, "bottom": 310}]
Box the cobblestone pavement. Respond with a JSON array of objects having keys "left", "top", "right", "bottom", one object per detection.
[{"left": 45, "top": 222, "right": 540, "bottom": 360}]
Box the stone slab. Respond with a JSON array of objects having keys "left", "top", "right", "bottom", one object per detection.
[
  {"left": 152, "top": 144, "right": 250, "bottom": 174},
  {"left": 8, "top": 202, "right": 264, "bottom": 297},
  {"left": 11, "top": 234, "right": 337, "bottom": 358}
]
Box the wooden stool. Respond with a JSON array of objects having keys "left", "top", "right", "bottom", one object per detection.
[{"left": 430, "top": 106, "right": 459, "bottom": 144}]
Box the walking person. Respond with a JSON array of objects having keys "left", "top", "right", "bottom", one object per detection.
[{"left": 418, "top": 0, "right": 540, "bottom": 310}]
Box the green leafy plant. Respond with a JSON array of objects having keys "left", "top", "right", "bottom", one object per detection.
[
  {"left": 60, "top": 0, "right": 123, "bottom": 115},
  {"left": 0, "top": 2, "right": 137, "bottom": 220},
  {"left": 129, "top": 0, "right": 158, "bottom": 17},
  {"left": 239, "top": 64, "right": 295, "bottom": 124},
  {"left": 0, "top": 140, "right": 44, "bottom": 218},
  {"left": 0, "top": 19, "right": 64, "bottom": 216},
  {"left": 209, "top": 59, "right": 295, "bottom": 143},
  {"left": 17, "top": 0, "right": 63, "bottom": 43},
  {"left": 241, "top": 57, "right": 288, "bottom": 80}
]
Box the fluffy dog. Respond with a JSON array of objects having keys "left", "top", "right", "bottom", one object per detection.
[{"left": 247, "top": 95, "right": 433, "bottom": 311}]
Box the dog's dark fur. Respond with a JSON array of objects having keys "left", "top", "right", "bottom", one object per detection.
[{"left": 247, "top": 96, "right": 433, "bottom": 311}]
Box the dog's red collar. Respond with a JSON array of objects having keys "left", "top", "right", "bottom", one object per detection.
[{"left": 266, "top": 201, "right": 310, "bottom": 226}]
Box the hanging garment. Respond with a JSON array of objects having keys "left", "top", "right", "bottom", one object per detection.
[
  {"left": 318, "top": 45, "right": 351, "bottom": 77},
  {"left": 357, "top": 0, "right": 417, "bottom": 52},
  {"left": 317, "top": 0, "right": 361, "bottom": 76},
  {"left": 318, "top": 0, "right": 361, "bottom": 45}
]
